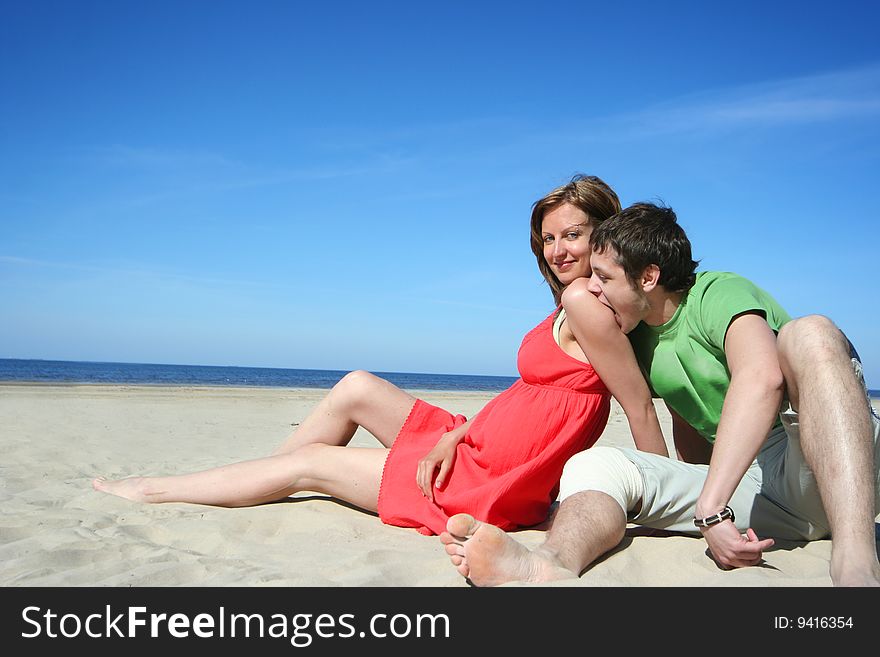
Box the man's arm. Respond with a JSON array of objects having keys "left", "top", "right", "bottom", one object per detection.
[
  {"left": 667, "top": 404, "right": 712, "bottom": 464},
  {"left": 697, "top": 311, "right": 783, "bottom": 567}
]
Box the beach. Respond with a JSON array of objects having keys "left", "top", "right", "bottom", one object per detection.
[{"left": 1, "top": 382, "right": 877, "bottom": 588}]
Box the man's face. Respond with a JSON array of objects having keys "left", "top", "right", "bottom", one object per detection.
[{"left": 587, "top": 247, "right": 650, "bottom": 333}]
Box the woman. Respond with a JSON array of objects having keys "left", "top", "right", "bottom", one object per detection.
[{"left": 94, "top": 174, "right": 666, "bottom": 535}]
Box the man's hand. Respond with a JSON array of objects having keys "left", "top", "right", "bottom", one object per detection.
[{"left": 701, "top": 521, "right": 775, "bottom": 569}]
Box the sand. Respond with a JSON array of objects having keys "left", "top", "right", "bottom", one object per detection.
[{"left": 0, "top": 383, "right": 877, "bottom": 587}]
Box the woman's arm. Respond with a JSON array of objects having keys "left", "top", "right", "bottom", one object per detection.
[{"left": 561, "top": 279, "right": 669, "bottom": 457}]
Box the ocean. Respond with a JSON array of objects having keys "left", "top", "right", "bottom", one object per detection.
[
  {"left": 0, "top": 359, "right": 518, "bottom": 393},
  {"left": 1, "top": 359, "right": 876, "bottom": 398}
]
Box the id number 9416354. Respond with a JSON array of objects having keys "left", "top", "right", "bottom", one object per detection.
[{"left": 774, "top": 617, "right": 853, "bottom": 630}]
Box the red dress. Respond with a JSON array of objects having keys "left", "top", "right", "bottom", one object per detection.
[{"left": 377, "top": 311, "right": 611, "bottom": 535}]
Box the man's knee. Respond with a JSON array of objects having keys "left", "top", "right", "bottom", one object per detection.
[
  {"left": 778, "top": 315, "right": 850, "bottom": 371},
  {"left": 559, "top": 447, "right": 644, "bottom": 514},
  {"left": 778, "top": 315, "right": 846, "bottom": 352},
  {"left": 778, "top": 315, "right": 861, "bottom": 412}
]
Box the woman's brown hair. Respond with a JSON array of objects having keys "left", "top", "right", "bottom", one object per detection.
[{"left": 529, "top": 174, "right": 622, "bottom": 304}]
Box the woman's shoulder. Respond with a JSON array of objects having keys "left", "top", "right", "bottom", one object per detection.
[{"left": 561, "top": 282, "right": 618, "bottom": 333}]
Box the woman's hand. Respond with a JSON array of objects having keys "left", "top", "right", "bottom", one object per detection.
[{"left": 417, "top": 423, "right": 467, "bottom": 500}]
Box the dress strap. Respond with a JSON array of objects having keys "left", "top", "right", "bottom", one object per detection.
[{"left": 552, "top": 308, "right": 566, "bottom": 346}]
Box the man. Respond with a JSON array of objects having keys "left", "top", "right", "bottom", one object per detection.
[{"left": 440, "top": 202, "right": 880, "bottom": 586}]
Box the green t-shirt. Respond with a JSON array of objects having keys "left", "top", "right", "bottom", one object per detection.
[{"left": 629, "top": 271, "right": 791, "bottom": 443}]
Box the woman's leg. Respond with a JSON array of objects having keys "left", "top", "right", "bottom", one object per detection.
[
  {"left": 94, "top": 443, "right": 390, "bottom": 512},
  {"left": 273, "top": 370, "right": 417, "bottom": 454},
  {"left": 94, "top": 370, "right": 418, "bottom": 510}
]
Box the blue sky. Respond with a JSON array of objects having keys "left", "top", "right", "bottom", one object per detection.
[{"left": 2, "top": 1, "right": 879, "bottom": 386}]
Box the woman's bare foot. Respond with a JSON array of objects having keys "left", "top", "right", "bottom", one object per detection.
[
  {"left": 92, "top": 476, "right": 155, "bottom": 502},
  {"left": 439, "top": 514, "right": 578, "bottom": 586}
]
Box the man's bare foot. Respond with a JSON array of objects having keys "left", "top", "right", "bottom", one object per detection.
[
  {"left": 439, "top": 514, "right": 578, "bottom": 586},
  {"left": 830, "top": 553, "right": 880, "bottom": 587},
  {"left": 829, "top": 536, "right": 880, "bottom": 587},
  {"left": 833, "top": 572, "right": 880, "bottom": 587},
  {"left": 92, "top": 476, "right": 154, "bottom": 502}
]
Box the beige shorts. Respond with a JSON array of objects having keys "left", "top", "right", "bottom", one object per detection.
[{"left": 617, "top": 359, "right": 880, "bottom": 540}]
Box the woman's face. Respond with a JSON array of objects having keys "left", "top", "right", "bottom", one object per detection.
[{"left": 541, "top": 203, "right": 593, "bottom": 286}]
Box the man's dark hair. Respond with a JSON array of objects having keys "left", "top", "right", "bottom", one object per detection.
[{"left": 590, "top": 202, "right": 698, "bottom": 293}]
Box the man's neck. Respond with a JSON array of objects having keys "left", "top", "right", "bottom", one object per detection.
[{"left": 643, "top": 289, "right": 683, "bottom": 327}]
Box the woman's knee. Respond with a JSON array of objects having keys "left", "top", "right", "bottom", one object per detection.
[
  {"left": 332, "top": 370, "right": 381, "bottom": 408},
  {"left": 337, "top": 369, "right": 377, "bottom": 389},
  {"left": 282, "top": 443, "right": 329, "bottom": 484}
]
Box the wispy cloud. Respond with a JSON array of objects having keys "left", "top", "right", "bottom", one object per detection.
[
  {"left": 84, "top": 145, "right": 241, "bottom": 170},
  {"left": 589, "top": 63, "right": 880, "bottom": 140},
  {"left": 313, "top": 115, "right": 526, "bottom": 152},
  {"left": 50, "top": 63, "right": 880, "bottom": 215},
  {"left": 85, "top": 144, "right": 415, "bottom": 181},
  {"left": 396, "top": 294, "right": 537, "bottom": 316},
  {"left": 191, "top": 153, "right": 418, "bottom": 191},
  {"left": 331, "top": 64, "right": 880, "bottom": 154},
  {"left": 282, "top": 63, "right": 880, "bottom": 176},
  {"left": 0, "top": 254, "right": 536, "bottom": 317},
  {"left": 0, "top": 254, "right": 266, "bottom": 290},
  {"left": 0, "top": 256, "right": 44, "bottom": 266},
  {"left": 73, "top": 144, "right": 417, "bottom": 209}
]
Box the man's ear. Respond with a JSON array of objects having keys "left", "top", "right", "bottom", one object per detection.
[{"left": 640, "top": 264, "right": 661, "bottom": 292}]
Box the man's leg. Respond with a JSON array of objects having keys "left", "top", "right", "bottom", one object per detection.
[
  {"left": 776, "top": 315, "right": 880, "bottom": 586},
  {"left": 440, "top": 491, "right": 626, "bottom": 586},
  {"left": 440, "top": 446, "right": 640, "bottom": 586}
]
